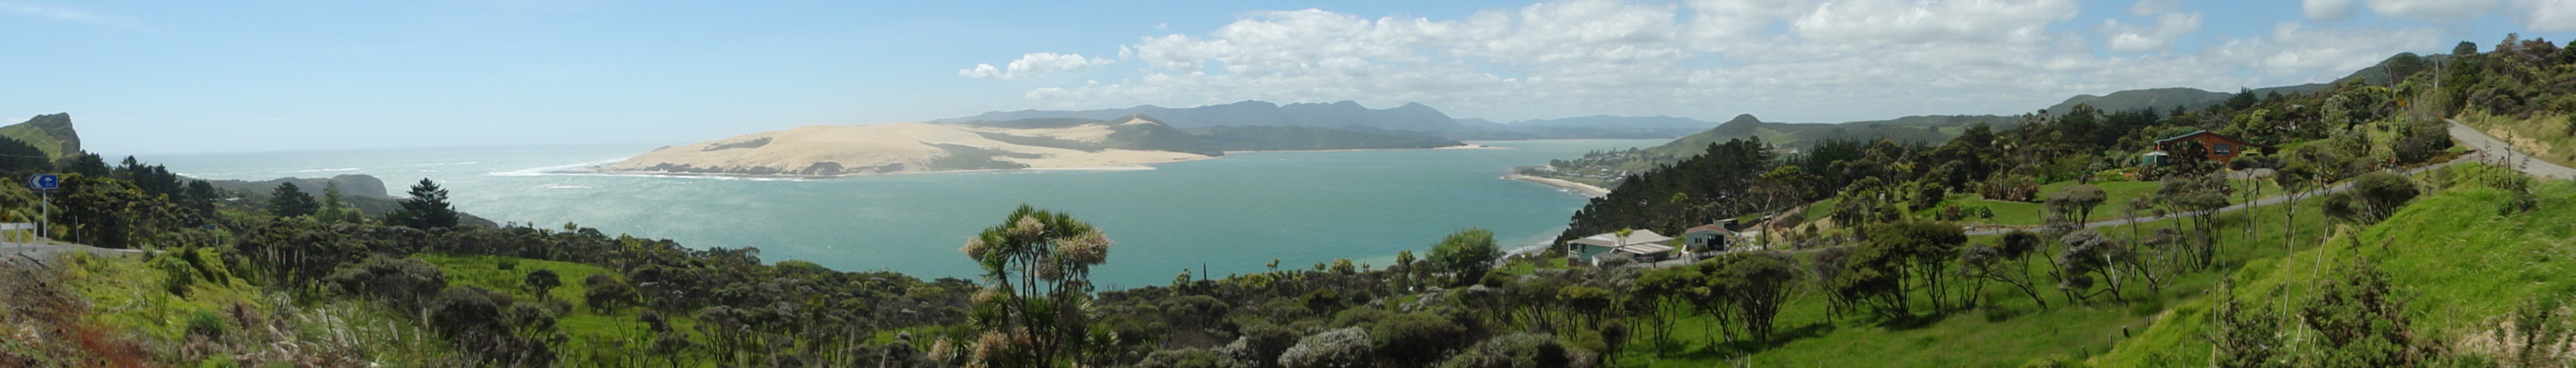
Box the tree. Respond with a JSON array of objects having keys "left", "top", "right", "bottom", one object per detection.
[
  {"left": 1710, "top": 250, "right": 1799, "bottom": 342},
  {"left": 1962, "top": 231, "right": 2048, "bottom": 309},
  {"left": 1429, "top": 228, "right": 1501, "bottom": 287},
  {"left": 2046, "top": 184, "right": 2108, "bottom": 224},
  {"left": 268, "top": 182, "right": 319, "bottom": 217},
  {"left": 388, "top": 178, "right": 460, "bottom": 229},
  {"left": 581, "top": 273, "right": 639, "bottom": 313},
  {"left": 956, "top": 205, "right": 1114, "bottom": 366},
  {"left": 524, "top": 268, "right": 562, "bottom": 300},
  {"left": 2323, "top": 171, "right": 2420, "bottom": 225}
]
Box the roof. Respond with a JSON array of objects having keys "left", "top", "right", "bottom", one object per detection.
[
  {"left": 1684, "top": 224, "right": 1728, "bottom": 235},
  {"left": 1569, "top": 229, "right": 1673, "bottom": 248},
  {"left": 1615, "top": 243, "right": 1675, "bottom": 254},
  {"left": 2152, "top": 130, "right": 2273, "bottom": 148}
]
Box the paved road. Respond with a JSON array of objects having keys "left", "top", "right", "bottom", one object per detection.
[
  {"left": 1, "top": 240, "right": 144, "bottom": 265},
  {"left": 2449, "top": 119, "right": 2576, "bottom": 180},
  {"left": 1961, "top": 119, "right": 2568, "bottom": 236}
]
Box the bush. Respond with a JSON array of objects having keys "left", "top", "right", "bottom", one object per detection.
[
  {"left": 1370, "top": 312, "right": 1467, "bottom": 366},
  {"left": 1436, "top": 333, "right": 1590, "bottom": 368},
  {"left": 185, "top": 310, "right": 227, "bottom": 339},
  {"left": 1278, "top": 327, "right": 1372, "bottom": 368}
]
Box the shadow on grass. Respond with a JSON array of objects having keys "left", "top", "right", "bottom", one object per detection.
[{"left": 1634, "top": 321, "right": 1839, "bottom": 361}]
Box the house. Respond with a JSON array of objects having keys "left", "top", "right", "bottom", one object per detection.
[
  {"left": 1565, "top": 229, "right": 1676, "bottom": 265},
  {"left": 2152, "top": 130, "right": 2273, "bottom": 163},
  {"left": 1682, "top": 224, "right": 1731, "bottom": 253}
]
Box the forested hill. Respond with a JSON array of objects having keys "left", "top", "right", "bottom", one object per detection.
[
  {"left": 1, "top": 113, "right": 83, "bottom": 160},
  {"left": 1525, "top": 114, "right": 2014, "bottom": 187}
]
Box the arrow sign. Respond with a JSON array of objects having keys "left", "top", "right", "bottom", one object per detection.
[{"left": 27, "top": 174, "right": 56, "bottom": 190}]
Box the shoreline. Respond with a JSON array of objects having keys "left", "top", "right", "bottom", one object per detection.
[
  {"left": 1501, "top": 174, "right": 1609, "bottom": 198},
  {"left": 1222, "top": 143, "right": 1500, "bottom": 153}
]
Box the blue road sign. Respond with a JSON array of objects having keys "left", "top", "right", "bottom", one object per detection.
[{"left": 28, "top": 174, "right": 56, "bottom": 190}]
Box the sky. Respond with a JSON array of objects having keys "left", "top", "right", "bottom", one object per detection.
[{"left": 3, "top": 1, "right": 2572, "bottom": 155}]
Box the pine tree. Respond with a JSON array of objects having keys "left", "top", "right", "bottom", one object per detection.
[
  {"left": 267, "top": 183, "right": 318, "bottom": 217},
  {"left": 389, "top": 178, "right": 458, "bottom": 229}
]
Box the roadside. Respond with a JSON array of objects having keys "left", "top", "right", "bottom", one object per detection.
[{"left": 2449, "top": 118, "right": 2576, "bottom": 180}]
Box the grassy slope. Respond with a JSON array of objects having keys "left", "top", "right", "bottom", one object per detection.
[
  {"left": 0, "top": 123, "right": 67, "bottom": 159},
  {"left": 59, "top": 250, "right": 455, "bottom": 366},
  {"left": 2098, "top": 171, "right": 2576, "bottom": 366},
  {"left": 1621, "top": 185, "right": 2339, "bottom": 367},
  {"left": 417, "top": 254, "right": 701, "bottom": 367}
]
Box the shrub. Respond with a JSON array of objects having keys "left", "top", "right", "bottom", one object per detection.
[{"left": 1277, "top": 327, "right": 1372, "bottom": 368}]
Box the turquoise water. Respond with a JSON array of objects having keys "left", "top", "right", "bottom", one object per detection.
[{"left": 153, "top": 139, "right": 1666, "bottom": 287}]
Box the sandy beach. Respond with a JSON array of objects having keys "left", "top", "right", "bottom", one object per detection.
[{"left": 1501, "top": 174, "right": 1609, "bottom": 198}]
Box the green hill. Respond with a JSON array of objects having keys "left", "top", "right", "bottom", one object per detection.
[{"left": 0, "top": 113, "right": 82, "bottom": 160}]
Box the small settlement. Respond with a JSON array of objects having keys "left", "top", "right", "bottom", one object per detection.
[{"left": 1564, "top": 221, "right": 1750, "bottom": 266}]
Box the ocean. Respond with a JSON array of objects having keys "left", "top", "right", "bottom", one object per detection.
[{"left": 151, "top": 139, "right": 1668, "bottom": 288}]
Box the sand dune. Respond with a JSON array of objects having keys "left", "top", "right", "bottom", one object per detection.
[{"left": 593, "top": 122, "right": 1212, "bottom": 177}]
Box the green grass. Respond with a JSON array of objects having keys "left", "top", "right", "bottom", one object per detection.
[
  {"left": 1929, "top": 180, "right": 2162, "bottom": 226},
  {"left": 2097, "top": 168, "right": 2576, "bottom": 365},
  {"left": 1620, "top": 177, "right": 2344, "bottom": 367},
  {"left": 58, "top": 249, "right": 457, "bottom": 366},
  {"left": 417, "top": 254, "right": 698, "bottom": 366},
  {"left": 0, "top": 121, "right": 69, "bottom": 159}
]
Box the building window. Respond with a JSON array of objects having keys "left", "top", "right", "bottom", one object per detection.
[{"left": 2213, "top": 143, "right": 2232, "bottom": 155}]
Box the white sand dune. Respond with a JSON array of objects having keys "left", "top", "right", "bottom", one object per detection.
[{"left": 595, "top": 122, "right": 1210, "bottom": 176}]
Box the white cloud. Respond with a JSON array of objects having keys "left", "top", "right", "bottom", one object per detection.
[
  {"left": 1789, "top": 0, "right": 2077, "bottom": 45},
  {"left": 2302, "top": 0, "right": 2357, "bottom": 20},
  {"left": 2104, "top": 12, "right": 2201, "bottom": 53},
  {"left": 2130, "top": 0, "right": 2179, "bottom": 15},
  {"left": 958, "top": 52, "right": 1118, "bottom": 79},
  {"left": 0, "top": 2, "right": 139, "bottom": 27},
  {"left": 2522, "top": 0, "right": 2576, "bottom": 32},
  {"left": 965, "top": 0, "right": 2479, "bottom": 122},
  {"left": 2360, "top": 0, "right": 2509, "bottom": 22},
  {"left": 2206, "top": 23, "right": 2441, "bottom": 74}
]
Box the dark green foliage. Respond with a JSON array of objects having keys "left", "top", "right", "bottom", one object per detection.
[
  {"left": 2208, "top": 281, "right": 2282, "bottom": 368},
  {"left": 430, "top": 285, "right": 555, "bottom": 367},
  {"left": 1429, "top": 228, "right": 1501, "bottom": 287},
  {"left": 1435, "top": 333, "right": 1586, "bottom": 368},
  {"left": 1561, "top": 138, "right": 1776, "bottom": 243},
  {"left": 523, "top": 268, "right": 561, "bottom": 300},
  {"left": 2392, "top": 118, "right": 2454, "bottom": 164},
  {"left": 0, "top": 136, "right": 51, "bottom": 176},
  {"left": 56, "top": 174, "right": 193, "bottom": 248},
  {"left": 2295, "top": 260, "right": 2435, "bottom": 366},
  {"left": 2322, "top": 172, "right": 2420, "bottom": 225},
  {"left": 268, "top": 183, "right": 317, "bottom": 217},
  {"left": 185, "top": 309, "right": 227, "bottom": 339},
  {"left": 1371, "top": 312, "right": 1468, "bottom": 366},
  {"left": 2045, "top": 184, "right": 2108, "bottom": 224},
  {"left": 325, "top": 254, "right": 450, "bottom": 314},
  {"left": 387, "top": 178, "right": 459, "bottom": 229},
  {"left": 580, "top": 273, "right": 639, "bottom": 313}
]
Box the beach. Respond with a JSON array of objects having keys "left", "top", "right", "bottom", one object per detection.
[{"left": 1501, "top": 174, "right": 1609, "bottom": 198}]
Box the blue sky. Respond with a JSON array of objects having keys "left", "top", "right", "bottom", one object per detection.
[{"left": 3, "top": 0, "right": 2571, "bottom": 155}]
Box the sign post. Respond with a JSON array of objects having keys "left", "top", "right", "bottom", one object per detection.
[{"left": 29, "top": 174, "right": 56, "bottom": 240}]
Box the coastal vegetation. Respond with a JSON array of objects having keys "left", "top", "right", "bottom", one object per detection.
[{"left": 2, "top": 34, "right": 2573, "bottom": 367}]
